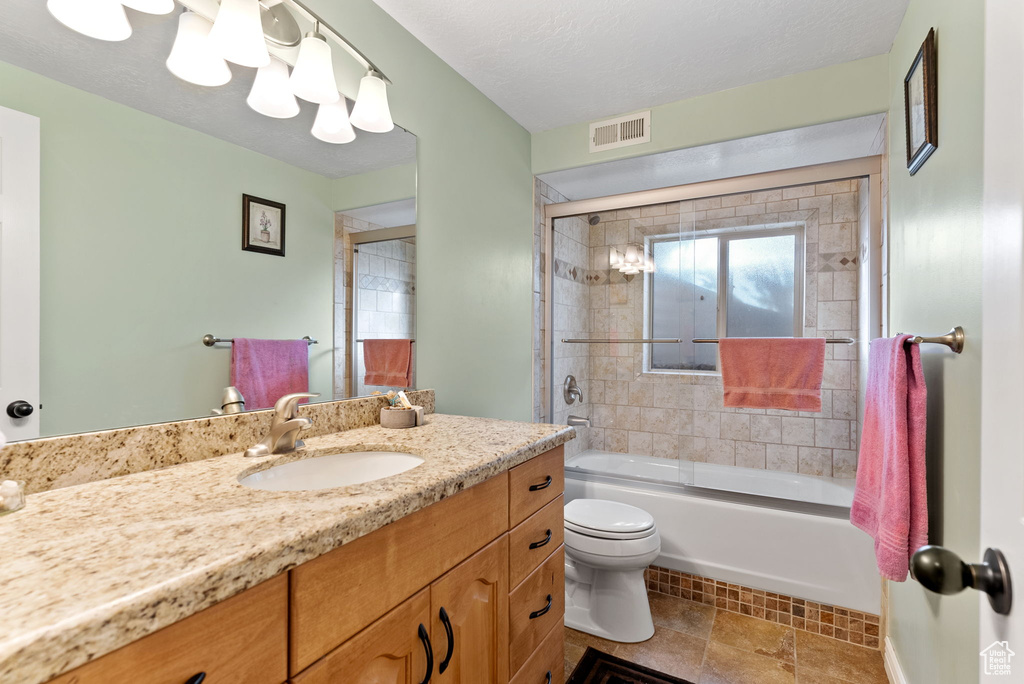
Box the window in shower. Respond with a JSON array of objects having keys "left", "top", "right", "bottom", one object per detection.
[{"left": 647, "top": 224, "right": 804, "bottom": 372}]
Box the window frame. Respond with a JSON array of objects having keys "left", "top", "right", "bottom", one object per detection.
[{"left": 644, "top": 222, "right": 806, "bottom": 375}]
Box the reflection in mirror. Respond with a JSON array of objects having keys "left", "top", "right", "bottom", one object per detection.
[{"left": 0, "top": 0, "right": 417, "bottom": 440}]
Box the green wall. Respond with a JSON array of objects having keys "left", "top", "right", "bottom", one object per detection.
[
  {"left": 333, "top": 162, "right": 416, "bottom": 213},
  {"left": 885, "top": 2, "right": 984, "bottom": 682},
  {"left": 310, "top": 0, "right": 536, "bottom": 421},
  {"left": 531, "top": 55, "right": 890, "bottom": 175},
  {"left": 0, "top": 61, "right": 336, "bottom": 437}
]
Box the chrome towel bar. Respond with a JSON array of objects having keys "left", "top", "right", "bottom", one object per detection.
[
  {"left": 202, "top": 335, "right": 318, "bottom": 347},
  {"left": 692, "top": 337, "right": 856, "bottom": 345},
  {"left": 561, "top": 338, "right": 681, "bottom": 344}
]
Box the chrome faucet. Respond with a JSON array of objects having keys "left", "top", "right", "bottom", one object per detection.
[
  {"left": 567, "top": 415, "right": 591, "bottom": 428},
  {"left": 244, "top": 393, "right": 319, "bottom": 458},
  {"left": 563, "top": 375, "right": 584, "bottom": 405}
]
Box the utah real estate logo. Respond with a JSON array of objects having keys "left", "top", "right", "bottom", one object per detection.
[{"left": 980, "top": 641, "right": 1015, "bottom": 676}]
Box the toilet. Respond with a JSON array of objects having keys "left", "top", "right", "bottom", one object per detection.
[{"left": 563, "top": 498, "right": 661, "bottom": 643}]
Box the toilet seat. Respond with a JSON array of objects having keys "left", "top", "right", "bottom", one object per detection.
[{"left": 564, "top": 498, "right": 656, "bottom": 540}]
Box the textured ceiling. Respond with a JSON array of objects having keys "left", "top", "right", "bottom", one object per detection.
[
  {"left": 371, "top": 0, "right": 908, "bottom": 133},
  {"left": 539, "top": 114, "right": 886, "bottom": 200},
  {"left": 0, "top": 0, "right": 416, "bottom": 179}
]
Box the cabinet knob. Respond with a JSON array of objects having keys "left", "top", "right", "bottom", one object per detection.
[
  {"left": 6, "top": 401, "right": 33, "bottom": 419},
  {"left": 529, "top": 476, "right": 552, "bottom": 492},
  {"left": 417, "top": 623, "right": 433, "bottom": 684},
  {"left": 185, "top": 674, "right": 206, "bottom": 684},
  {"left": 529, "top": 594, "right": 553, "bottom": 620},
  {"left": 438, "top": 607, "right": 455, "bottom": 674},
  {"left": 911, "top": 546, "right": 1012, "bottom": 615},
  {"left": 529, "top": 529, "right": 553, "bottom": 550}
]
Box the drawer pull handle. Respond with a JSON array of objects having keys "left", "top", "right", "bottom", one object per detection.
[
  {"left": 418, "top": 623, "right": 434, "bottom": 684},
  {"left": 530, "top": 594, "right": 553, "bottom": 620},
  {"left": 545, "top": 672, "right": 552, "bottom": 684},
  {"left": 438, "top": 606, "right": 455, "bottom": 674},
  {"left": 529, "top": 476, "right": 553, "bottom": 492},
  {"left": 185, "top": 675, "right": 206, "bottom": 684},
  {"left": 529, "top": 529, "right": 552, "bottom": 550}
]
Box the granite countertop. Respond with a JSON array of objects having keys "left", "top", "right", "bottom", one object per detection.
[{"left": 0, "top": 414, "right": 574, "bottom": 684}]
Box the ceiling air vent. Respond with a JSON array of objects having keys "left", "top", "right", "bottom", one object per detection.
[{"left": 589, "top": 110, "right": 651, "bottom": 153}]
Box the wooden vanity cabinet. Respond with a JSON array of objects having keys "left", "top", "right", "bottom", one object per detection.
[{"left": 45, "top": 445, "right": 567, "bottom": 684}]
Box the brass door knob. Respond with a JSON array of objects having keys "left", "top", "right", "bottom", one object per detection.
[{"left": 911, "top": 546, "right": 1012, "bottom": 615}]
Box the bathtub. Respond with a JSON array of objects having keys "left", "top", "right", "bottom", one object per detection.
[{"left": 565, "top": 452, "right": 881, "bottom": 614}]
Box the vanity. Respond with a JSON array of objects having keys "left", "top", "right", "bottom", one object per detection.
[{"left": 0, "top": 407, "right": 573, "bottom": 684}]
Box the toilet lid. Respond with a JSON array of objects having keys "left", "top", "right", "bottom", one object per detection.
[{"left": 564, "top": 499, "right": 656, "bottom": 540}]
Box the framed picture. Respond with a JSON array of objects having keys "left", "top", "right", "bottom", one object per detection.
[
  {"left": 904, "top": 28, "right": 938, "bottom": 175},
  {"left": 242, "top": 194, "right": 286, "bottom": 257}
]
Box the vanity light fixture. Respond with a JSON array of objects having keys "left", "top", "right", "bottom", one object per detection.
[
  {"left": 350, "top": 70, "right": 395, "bottom": 133},
  {"left": 311, "top": 97, "right": 356, "bottom": 144},
  {"left": 121, "top": 0, "right": 176, "bottom": 15},
  {"left": 247, "top": 57, "right": 300, "bottom": 118},
  {"left": 610, "top": 245, "right": 654, "bottom": 278},
  {"left": 289, "top": 24, "right": 340, "bottom": 104},
  {"left": 48, "top": 0, "right": 396, "bottom": 145},
  {"left": 166, "top": 10, "right": 232, "bottom": 87},
  {"left": 47, "top": 0, "right": 132, "bottom": 42},
  {"left": 209, "top": 0, "right": 270, "bottom": 68}
]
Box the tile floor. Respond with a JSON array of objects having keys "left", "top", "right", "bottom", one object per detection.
[{"left": 564, "top": 592, "right": 888, "bottom": 684}]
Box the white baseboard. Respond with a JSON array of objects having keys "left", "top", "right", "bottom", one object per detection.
[{"left": 884, "top": 636, "right": 909, "bottom": 684}]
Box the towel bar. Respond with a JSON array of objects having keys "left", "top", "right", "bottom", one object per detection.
[
  {"left": 202, "top": 335, "right": 318, "bottom": 347},
  {"left": 898, "top": 326, "right": 965, "bottom": 354},
  {"left": 691, "top": 337, "right": 855, "bottom": 345},
  {"left": 561, "top": 338, "right": 681, "bottom": 344}
]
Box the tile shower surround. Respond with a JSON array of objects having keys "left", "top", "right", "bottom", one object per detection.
[
  {"left": 646, "top": 566, "right": 882, "bottom": 650},
  {"left": 537, "top": 181, "right": 862, "bottom": 478}
]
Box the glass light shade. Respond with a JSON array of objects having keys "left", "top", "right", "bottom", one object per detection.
[
  {"left": 247, "top": 57, "right": 300, "bottom": 118},
  {"left": 47, "top": 0, "right": 132, "bottom": 41},
  {"left": 312, "top": 98, "right": 356, "bottom": 144},
  {"left": 609, "top": 248, "right": 623, "bottom": 268},
  {"left": 624, "top": 245, "right": 640, "bottom": 265},
  {"left": 290, "top": 34, "right": 340, "bottom": 104},
  {"left": 121, "top": 0, "right": 175, "bottom": 15},
  {"left": 209, "top": 0, "right": 270, "bottom": 68},
  {"left": 350, "top": 72, "right": 394, "bottom": 133},
  {"left": 166, "top": 11, "right": 232, "bottom": 87}
]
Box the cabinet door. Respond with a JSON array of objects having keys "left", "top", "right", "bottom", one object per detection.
[
  {"left": 430, "top": 536, "right": 510, "bottom": 684},
  {"left": 293, "top": 589, "right": 432, "bottom": 684}
]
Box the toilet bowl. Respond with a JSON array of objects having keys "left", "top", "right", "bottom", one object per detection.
[{"left": 563, "top": 498, "right": 661, "bottom": 643}]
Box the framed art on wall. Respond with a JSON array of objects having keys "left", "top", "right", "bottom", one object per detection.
[
  {"left": 242, "top": 194, "right": 286, "bottom": 257},
  {"left": 904, "top": 28, "right": 938, "bottom": 176}
]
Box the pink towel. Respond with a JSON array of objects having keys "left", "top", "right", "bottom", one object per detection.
[
  {"left": 850, "top": 335, "right": 928, "bottom": 581},
  {"left": 230, "top": 338, "right": 310, "bottom": 410},
  {"left": 719, "top": 338, "right": 827, "bottom": 411},
  {"left": 363, "top": 339, "right": 413, "bottom": 387}
]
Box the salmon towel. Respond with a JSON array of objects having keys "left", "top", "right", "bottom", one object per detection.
[
  {"left": 363, "top": 339, "right": 413, "bottom": 387},
  {"left": 850, "top": 335, "right": 928, "bottom": 582},
  {"left": 719, "top": 338, "right": 827, "bottom": 411},
  {"left": 230, "top": 338, "right": 309, "bottom": 410}
]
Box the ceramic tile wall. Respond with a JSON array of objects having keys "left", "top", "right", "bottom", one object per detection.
[
  {"left": 334, "top": 214, "right": 416, "bottom": 399},
  {"left": 354, "top": 238, "right": 416, "bottom": 397},
  {"left": 538, "top": 180, "right": 863, "bottom": 477},
  {"left": 535, "top": 179, "right": 592, "bottom": 457}
]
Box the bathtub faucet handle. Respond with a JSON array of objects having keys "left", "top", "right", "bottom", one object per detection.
[{"left": 564, "top": 375, "right": 583, "bottom": 405}]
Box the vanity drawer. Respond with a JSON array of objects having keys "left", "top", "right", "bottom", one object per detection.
[
  {"left": 47, "top": 575, "right": 288, "bottom": 684},
  {"left": 508, "top": 546, "right": 565, "bottom": 678},
  {"left": 509, "top": 494, "right": 564, "bottom": 588},
  {"left": 289, "top": 473, "right": 509, "bottom": 674},
  {"left": 509, "top": 446, "right": 564, "bottom": 528},
  {"left": 509, "top": 620, "right": 565, "bottom": 684}
]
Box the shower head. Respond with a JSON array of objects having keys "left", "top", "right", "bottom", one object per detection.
[{"left": 588, "top": 215, "right": 601, "bottom": 225}]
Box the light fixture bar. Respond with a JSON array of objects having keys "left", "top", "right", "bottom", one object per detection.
[{"left": 281, "top": 0, "right": 391, "bottom": 83}]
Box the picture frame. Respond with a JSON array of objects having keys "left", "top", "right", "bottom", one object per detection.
[
  {"left": 242, "top": 194, "right": 286, "bottom": 257},
  {"left": 904, "top": 28, "right": 938, "bottom": 176}
]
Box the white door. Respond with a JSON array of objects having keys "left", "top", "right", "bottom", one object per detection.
[
  {"left": 0, "top": 106, "right": 41, "bottom": 440},
  {"left": 980, "top": 0, "right": 1024, "bottom": 678}
]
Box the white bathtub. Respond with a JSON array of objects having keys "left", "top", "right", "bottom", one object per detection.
[{"left": 564, "top": 458, "right": 881, "bottom": 614}]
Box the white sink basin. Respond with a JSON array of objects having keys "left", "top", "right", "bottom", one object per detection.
[{"left": 239, "top": 451, "right": 425, "bottom": 491}]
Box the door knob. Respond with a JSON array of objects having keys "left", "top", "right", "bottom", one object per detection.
[
  {"left": 911, "top": 545, "right": 1012, "bottom": 615},
  {"left": 6, "top": 401, "right": 33, "bottom": 419}
]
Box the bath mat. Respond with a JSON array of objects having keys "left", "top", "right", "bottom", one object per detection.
[{"left": 567, "top": 647, "right": 697, "bottom": 684}]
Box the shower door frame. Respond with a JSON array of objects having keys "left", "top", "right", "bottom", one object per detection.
[{"left": 541, "top": 155, "right": 884, "bottom": 424}]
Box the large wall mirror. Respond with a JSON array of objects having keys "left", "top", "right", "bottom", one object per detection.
[{"left": 0, "top": 0, "right": 417, "bottom": 440}]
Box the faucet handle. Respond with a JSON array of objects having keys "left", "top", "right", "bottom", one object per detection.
[{"left": 273, "top": 393, "right": 320, "bottom": 420}]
